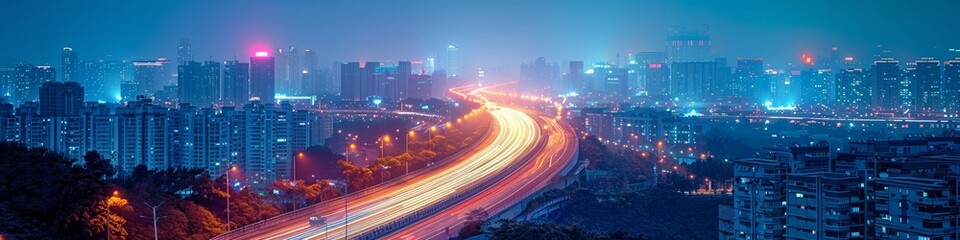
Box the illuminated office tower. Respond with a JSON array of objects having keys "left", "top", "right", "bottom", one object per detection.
[{"left": 250, "top": 51, "right": 276, "bottom": 103}]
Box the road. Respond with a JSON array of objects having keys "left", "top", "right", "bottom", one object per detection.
[
  {"left": 214, "top": 84, "right": 577, "bottom": 240},
  {"left": 214, "top": 88, "right": 549, "bottom": 239},
  {"left": 383, "top": 107, "right": 578, "bottom": 239}
]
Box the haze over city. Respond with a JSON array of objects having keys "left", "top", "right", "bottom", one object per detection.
[{"left": 6, "top": 1, "right": 960, "bottom": 240}]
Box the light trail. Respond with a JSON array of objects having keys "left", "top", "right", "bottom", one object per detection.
[{"left": 215, "top": 87, "right": 547, "bottom": 240}]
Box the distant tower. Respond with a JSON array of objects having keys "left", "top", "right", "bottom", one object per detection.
[
  {"left": 914, "top": 58, "right": 942, "bottom": 110},
  {"left": 340, "top": 62, "right": 362, "bottom": 101},
  {"left": 944, "top": 58, "right": 960, "bottom": 110},
  {"left": 14, "top": 64, "right": 56, "bottom": 105},
  {"left": 274, "top": 47, "right": 302, "bottom": 95},
  {"left": 872, "top": 58, "right": 902, "bottom": 109},
  {"left": 398, "top": 61, "right": 412, "bottom": 99},
  {"left": 177, "top": 38, "right": 192, "bottom": 65},
  {"left": 177, "top": 61, "right": 220, "bottom": 106},
  {"left": 446, "top": 45, "right": 459, "bottom": 77},
  {"left": 222, "top": 60, "right": 250, "bottom": 106},
  {"left": 666, "top": 28, "right": 711, "bottom": 63},
  {"left": 250, "top": 51, "right": 276, "bottom": 103},
  {"left": 568, "top": 61, "right": 584, "bottom": 93},
  {"left": 425, "top": 57, "right": 436, "bottom": 74},
  {"left": 61, "top": 47, "right": 77, "bottom": 83}
]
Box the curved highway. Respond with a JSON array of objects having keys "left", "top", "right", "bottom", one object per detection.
[{"left": 214, "top": 84, "right": 577, "bottom": 240}]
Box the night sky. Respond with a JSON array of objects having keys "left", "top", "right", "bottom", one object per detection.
[{"left": 3, "top": 0, "right": 960, "bottom": 68}]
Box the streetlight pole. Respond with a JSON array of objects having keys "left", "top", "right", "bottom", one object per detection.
[
  {"left": 329, "top": 180, "right": 349, "bottom": 239},
  {"left": 295, "top": 152, "right": 305, "bottom": 181},
  {"left": 143, "top": 201, "right": 165, "bottom": 240},
  {"left": 107, "top": 190, "right": 118, "bottom": 240},
  {"left": 380, "top": 135, "right": 390, "bottom": 159},
  {"left": 226, "top": 165, "right": 236, "bottom": 233}
]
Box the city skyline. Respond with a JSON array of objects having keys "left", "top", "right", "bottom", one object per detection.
[{"left": 7, "top": 1, "right": 960, "bottom": 240}]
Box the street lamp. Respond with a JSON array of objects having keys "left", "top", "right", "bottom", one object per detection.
[
  {"left": 381, "top": 135, "right": 390, "bottom": 159},
  {"left": 345, "top": 143, "right": 357, "bottom": 163},
  {"left": 328, "top": 180, "right": 349, "bottom": 240},
  {"left": 107, "top": 190, "right": 119, "bottom": 240},
  {"left": 406, "top": 131, "right": 415, "bottom": 174},
  {"left": 429, "top": 126, "right": 437, "bottom": 139},
  {"left": 295, "top": 152, "right": 305, "bottom": 181},
  {"left": 226, "top": 165, "right": 237, "bottom": 232}
]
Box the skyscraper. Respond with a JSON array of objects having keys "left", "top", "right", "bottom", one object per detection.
[
  {"left": 644, "top": 63, "right": 669, "bottom": 97},
  {"left": 666, "top": 29, "right": 711, "bottom": 63},
  {"left": 734, "top": 58, "right": 764, "bottom": 99},
  {"left": 301, "top": 49, "right": 319, "bottom": 95},
  {"left": 39, "top": 81, "right": 83, "bottom": 117},
  {"left": 632, "top": 52, "right": 667, "bottom": 94},
  {"left": 568, "top": 61, "right": 584, "bottom": 93},
  {"left": 61, "top": 47, "right": 78, "bottom": 83},
  {"left": 373, "top": 64, "right": 397, "bottom": 99},
  {"left": 130, "top": 59, "right": 169, "bottom": 100},
  {"left": 250, "top": 51, "right": 276, "bottom": 103},
  {"left": 446, "top": 45, "right": 459, "bottom": 77},
  {"left": 872, "top": 58, "right": 902, "bottom": 108},
  {"left": 914, "top": 58, "right": 942, "bottom": 110},
  {"left": 275, "top": 47, "right": 302, "bottom": 95},
  {"left": 409, "top": 73, "right": 432, "bottom": 100},
  {"left": 397, "top": 61, "right": 412, "bottom": 99},
  {"left": 14, "top": 64, "right": 56, "bottom": 105},
  {"left": 837, "top": 68, "right": 871, "bottom": 106},
  {"left": 222, "top": 60, "right": 250, "bottom": 106},
  {"left": 670, "top": 61, "right": 716, "bottom": 101},
  {"left": 340, "top": 62, "right": 362, "bottom": 101},
  {"left": 362, "top": 61, "right": 381, "bottom": 98},
  {"left": 177, "top": 61, "right": 220, "bottom": 106},
  {"left": 943, "top": 58, "right": 960, "bottom": 110},
  {"left": 177, "top": 38, "right": 191, "bottom": 65},
  {"left": 431, "top": 70, "right": 447, "bottom": 99},
  {"left": 800, "top": 69, "right": 834, "bottom": 106}
]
